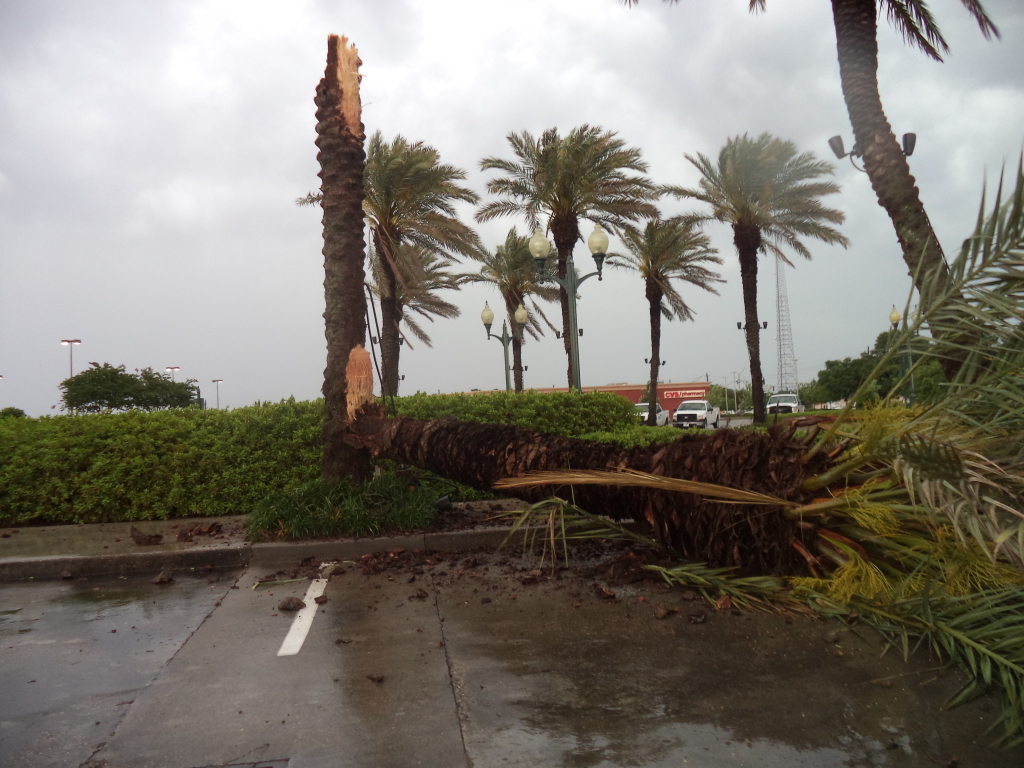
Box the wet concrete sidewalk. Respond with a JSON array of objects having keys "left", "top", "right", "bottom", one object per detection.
[{"left": 3, "top": 548, "right": 1022, "bottom": 768}]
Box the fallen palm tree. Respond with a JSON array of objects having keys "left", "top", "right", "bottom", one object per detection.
[
  {"left": 345, "top": 404, "right": 833, "bottom": 575},
  {"left": 347, "top": 161, "right": 1024, "bottom": 745}
]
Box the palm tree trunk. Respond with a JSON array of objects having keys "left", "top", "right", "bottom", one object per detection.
[
  {"left": 735, "top": 222, "right": 767, "bottom": 424},
  {"left": 315, "top": 35, "right": 370, "bottom": 482},
  {"left": 346, "top": 404, "right": 827, "bottom": 574},
  {"left": 551, "top": 215, "right": 580, "bottom": 388},
  {"left": 507, "top": 295, "right": 524, "bottom": 393},
  {"left": 512, "top": 336, "right": 524, "bottom": 392},
  {"left": 831, "top": 0, "right": 966, "bottom": 380},
  {"left": 646, "top": 278, "right": 662, "bottom": 426},
  {"left": 379, "top": 260, "right": 402, "bottom": 398}
]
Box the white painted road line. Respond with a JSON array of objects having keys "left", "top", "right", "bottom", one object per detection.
[{"left": 276, "top": 578, "right": 328, "bottom": 657}]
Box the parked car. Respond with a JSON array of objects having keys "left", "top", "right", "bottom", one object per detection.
[
  {"left": 767, "top": 393, "right": 804, "bottom": 414},
  {"left": 673, "top": 400, "right": 720, "bottom": 429},
  {"left": 634, "top": 401, "right": 670, "bottom": 427}
]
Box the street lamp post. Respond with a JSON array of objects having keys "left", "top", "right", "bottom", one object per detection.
[
  {"left": 529, "top": 224, "right": 608, "bottom": 392},
  {"left": 889, "top": 306, "right": 916, "bottom": 406},
  {"left": 166, "top": 366, "right": 180, "bottom": 382},
  {"left": 480, "top": 302, "right": 528, "bottom": 393},
  {"left": 212, "top": 379, "right": 223, "bottom": 409},
  {"left": 60, "top": 339, "right": 81, "bottom": 377}
]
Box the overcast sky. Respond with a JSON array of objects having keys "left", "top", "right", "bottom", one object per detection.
[{"left": 1, "top": 0, "right": 1022, "bottom": 416}]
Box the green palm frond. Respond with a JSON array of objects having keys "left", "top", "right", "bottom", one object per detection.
[
  {"left": 610, "top": 216, "right": 723, "bottom": 320},
  {"left": 461, "top": 227, "right": 560, "bottom": 341},
  {"left": 364, "top": 131, "right": 481, "bottom": 264},
  {"left": 803, "top": 585, "right": 1024, "bottom": 748},
  {"left": 645, "top": 563, "right": 787, "bottom": 610},
  {"left": 369, "top": 243, "right": 463, "bottom": 347},
  {"left": 496, "top": 497, "right": 661, "bottom": 570}
]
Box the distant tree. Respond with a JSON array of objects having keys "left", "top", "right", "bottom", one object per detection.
[
  {"left": 477, "top": 125, "right": 660, "bottom": 387},
  {"left": 0, "top": 407, "right": 27, "bottom": 419},
  {"left": 610, "top": 217, "right": 722, "bottom": 425},
  {"left": 60, "top": 363, "right": 197, "bottom": 412},
  {"left": 813, "top": 330, "right": 947, "bottom": 405},
  {"left": 669, "top": 133, "right": 848, "bottom": 424}
]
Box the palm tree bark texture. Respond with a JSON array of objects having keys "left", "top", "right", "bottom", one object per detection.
[
  {"left": 315, "top": 35, "right": 371, "bottom": 482},
  {"left": 646, "top": 277, "right": 663, "bottom": 426},
  {"left": 831, "top": 0, "right": 946, "bottom": 288},
  {"left": 550, "top": 214, "right": 580, "bottom": 388},
  {"left": 372, "top": 229, "right": 403, "bottom": 398},
  {"left": 345, "top": 404, "right": 830, "bottom": 575},
  {"left": 734, "top": 221, "right": 767, "bottom": 425},
  {"left": 506, "top": 292, "right": 526, "bottom": 393}
]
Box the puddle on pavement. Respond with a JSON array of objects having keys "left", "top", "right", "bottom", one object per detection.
[{"left": 439, "top": 577, "right": 1022, "bottom": 767}]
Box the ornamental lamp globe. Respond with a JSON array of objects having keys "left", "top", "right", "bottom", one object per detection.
[
  {"left": 529, "top": 227, "right": 550, "bottom": 273},
  {"left": 481, "top": 302, "right": 495, "bottom": 334}
]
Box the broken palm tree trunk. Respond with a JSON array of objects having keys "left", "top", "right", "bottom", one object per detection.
[
  {"left": 316, "top": 34, "right": 371, "bottom": 482},
  {"left": 346, "top": 404, "right": 834, "bottom": 575}
]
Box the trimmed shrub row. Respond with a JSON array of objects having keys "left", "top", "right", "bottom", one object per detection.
[
  {"left": 0, "top": 390, "right": 647, "bottom": 526},
  {"left": 0, "top": 399, "right": 323, "bottom": 525}
]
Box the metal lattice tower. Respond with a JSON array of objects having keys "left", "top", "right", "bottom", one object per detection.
[{"left": 775, "top": 255, "right": 798, "bottom": 393}]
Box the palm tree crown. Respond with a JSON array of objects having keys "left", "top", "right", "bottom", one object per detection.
[
  {"left": 670, "top": 133, "right": 848, "bottom": 424},
  {"left": 669, "top": 133, "right": 848, "bottom": 264},
  {"left": 747, "top": 0, "right": 999, "bottom": 61},
  {"left": 477, "top": 125, "right": 660, "bottom": 388},
  {"left": 612, "top": 218, "right": 723, "bottom": 323}
]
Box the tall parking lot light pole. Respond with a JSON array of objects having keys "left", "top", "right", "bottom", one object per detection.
[
  {"left": 212, "top": 379, "right": 223, "bottom": 409},
  {"left": 60, "top": 339, "right": 81, "bottom": 377},
  {"left": 529, "top": 224, "right": 608, "bottom": 392},
  {"left": 166, "top": 366, "right": 180, "bottom": 382}
]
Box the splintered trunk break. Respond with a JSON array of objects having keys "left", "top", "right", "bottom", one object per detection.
[
  {"left": 316, "top": 34, "right": 370, "bottom": 482},
  {"left": 346, "top": 405, "right": 831, "bottom": 575}
]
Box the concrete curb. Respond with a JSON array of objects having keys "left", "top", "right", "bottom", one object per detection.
[
  {"left": 0, "top": 527, "right": 521, "bottom": 582},
  {"left": 0, "top": 545, "right": 252, "bottom": 582}
]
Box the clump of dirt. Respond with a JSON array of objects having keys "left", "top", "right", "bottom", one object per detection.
[
  {"left": 588, "top": 548, "right": 676, "bottom": 586},
  {"left": 176, "top": 522, "right": 223, "bottom": 542}
]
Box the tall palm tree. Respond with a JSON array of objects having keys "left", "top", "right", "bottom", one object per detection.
[
  {"left": 669, "top": 133, "right": 849, "bottom": 424},
  {"left": 626, "top": 0, "right": 1000, "bottom": 378},
  {"left": 477, "top": 126, "right": 660, "bottom": 388},
  {"left": 462, "top": 228, "right": 560, "bottom": 392},
  {"left": 363, "top": 132, "right": 480, "bottom": 397},
  {"left": 370, "top": 244, "right": 463, "bottom": 357},
  {"left": 610, "top": 218, "right": 723, "bottom": 425}
]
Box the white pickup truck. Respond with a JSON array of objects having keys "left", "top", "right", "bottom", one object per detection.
[{"left": 672, "top": 399, "right": 720, "bottom": 429}]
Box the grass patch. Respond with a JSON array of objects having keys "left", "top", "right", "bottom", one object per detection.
[{"left": 247, "top": 472, "right": 437, "bottom": 541}]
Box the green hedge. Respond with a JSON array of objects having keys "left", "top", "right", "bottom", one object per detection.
[
  {"left": 393, "top": 390, "right": 636, "bottom": 437},
  {"left": 0, "top": 391, "right": 654, "bottom": 526},
  {"left": 0, "top": 399, "right": 323, "bottom": 525}
]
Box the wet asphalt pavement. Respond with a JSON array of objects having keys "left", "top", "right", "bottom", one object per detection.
[{"left": 2, "top": 553, "right": 1022, "bottom": 768}]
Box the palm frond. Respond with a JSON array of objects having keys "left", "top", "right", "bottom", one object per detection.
[{"left": 494, "top": 468, "right": 795, "bottom": 506}]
